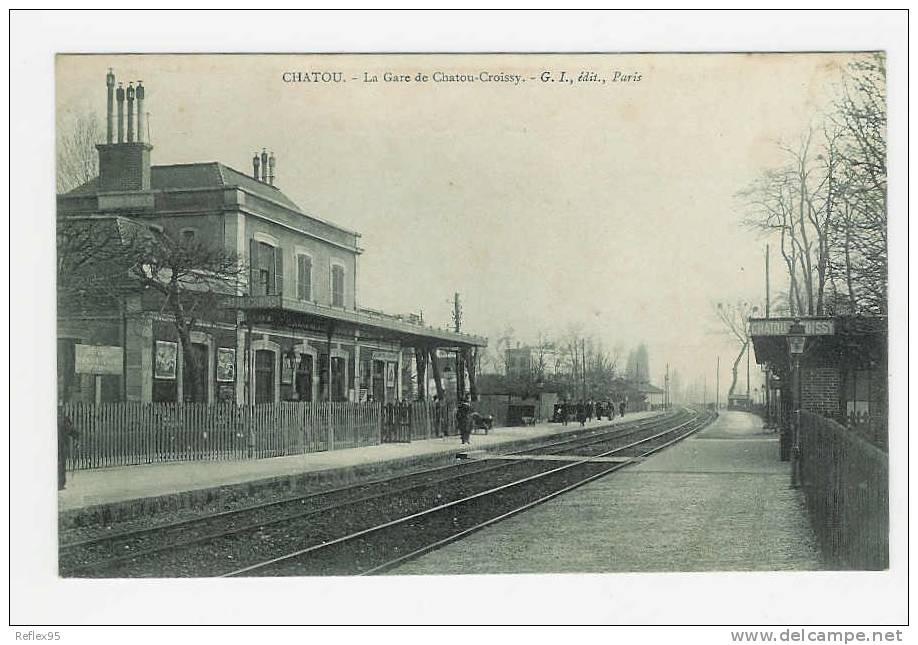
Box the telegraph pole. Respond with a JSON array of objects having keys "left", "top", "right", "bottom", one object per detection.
[
  {"left": 715, "top": 356, "right": 720, "bottom": 411},
  {"left": 453, "top": 293, "right": 465, "bottom": 400},
  {"left": 765, "top": 244, "right": 771, "bottom": 318},
  {"left": 665, "top": 363, "right": 670, "bottom": 409}
]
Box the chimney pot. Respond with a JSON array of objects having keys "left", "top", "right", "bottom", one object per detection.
[
  {"left": 260, "top": 148, "right": 268, "bottom": 183},
  {"left": 105, "top": 69, "right": 115, "bottom": 144},
  {"left": 253, "top": 153, "right": 261, "bottom": 180},
  {"left": 115, "top": 82, "right": 125, "bottom": 143},
  {"left": 126, "top": 82, "right": 135, "bottom": 143},
  {"left": 268, "top": 151, "right": 276, "bottom": 186},
  {"left": 135, "top": 81, "right": 145, "bottom": 143}
]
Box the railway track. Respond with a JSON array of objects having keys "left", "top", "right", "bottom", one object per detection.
[
  {"left": 224, "top": 408, "right": 712, "bottom": 577},
  {"left": 60, "top": 408, "right": 708, "bottom": 577}
]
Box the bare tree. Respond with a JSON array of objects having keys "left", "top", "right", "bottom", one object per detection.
[
  {"left": 715, "top": 301, "right": 759, "bottom": 398},
  {"left": 739, "top": 54, "right": 886, "bottom": 317},
  {"left": 57, "top": 112, "right": 102, "bottom": 193},
  {"left": 832, "top": 53, "right": 887, "bottom": 314},
  {"left": 58, "top": 217, "right": 247, "bottom": 402},
  {"left": 128, "top": 230, "right": 246, "bottom": 401}
]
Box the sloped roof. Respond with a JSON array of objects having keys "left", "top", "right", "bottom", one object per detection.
[{"left": 64, "top": 162, "right": 302, "bottom": 212}]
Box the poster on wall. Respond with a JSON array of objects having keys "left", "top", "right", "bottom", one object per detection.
[
  {"left": 281, "top": 354, "right": 295, "bottom": 385},
  {"left": 216, "top": 348, "right": 236, "bottom": 382},
  {"left": 154, "top": 340, "right": 178, "bottom": 380},
  {"left": 385, "top": 362, "right": 396, "bottom": 387}
]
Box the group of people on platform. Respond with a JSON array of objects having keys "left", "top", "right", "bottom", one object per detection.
[{"left": 556, "top": 399, "right": 627, "bottom": 427}]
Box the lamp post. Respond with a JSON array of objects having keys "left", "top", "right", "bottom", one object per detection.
[{"left": 787, "top": 319, "right": 806, "bottom": 486}]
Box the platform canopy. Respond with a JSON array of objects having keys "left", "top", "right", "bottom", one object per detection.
[
  {"left": 750, "top": 316, "right": 886, "bottom": 374},
  {"left": 235, "top": 294, "right": 488, "bottom": 350}
]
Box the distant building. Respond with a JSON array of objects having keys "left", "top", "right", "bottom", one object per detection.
[{"left": 505, "top": 343, "right": 563, "bottom": 379}]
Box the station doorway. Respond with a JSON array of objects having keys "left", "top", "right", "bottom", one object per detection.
[
  {"left": 295, "top": 354, "right": 314, "bottom": 402},
  {"left": 254, "top": 349, "right": 275, "bottom": 403},
  {"left": 182, "top": 342, "right": 209, "bottom": 403}
]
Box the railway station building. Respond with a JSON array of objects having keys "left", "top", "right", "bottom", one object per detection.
[{"left": 56, "top": 70, "right": 486, "bottom": 406}]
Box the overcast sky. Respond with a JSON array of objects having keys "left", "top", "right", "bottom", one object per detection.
[{"left": 57, "top": 52, "right": 857, "bottom": 399}]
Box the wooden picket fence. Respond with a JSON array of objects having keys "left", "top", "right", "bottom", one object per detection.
[
  {"left": 798, "top": 411, "right": 888, "bottom": 570},
  {"left": 407, "top": 400, "right": 458, "bottom": 440},
  {"left": 61, "top": 400, "right": 461, "bottom": 470}
]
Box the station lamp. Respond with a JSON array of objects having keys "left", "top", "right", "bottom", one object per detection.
[{"left": 787, "top": 319, "right": 807, "bottom": 357}]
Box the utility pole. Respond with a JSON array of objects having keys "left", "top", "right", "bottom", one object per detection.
[
  {"left": 581, "top": 339, "right": 587, "bottom": 400},
  {"left": 665, "top": 363, "right": 670, "bottom": 409},
  {"left": 715, "top": 356, "right": 720, "bottom": 411},
  {"left": 765, "top": 244, "right": 771, "bottom": 318},
  {"left": 453, "top": 292, "right": 465, "bottom": 400}
]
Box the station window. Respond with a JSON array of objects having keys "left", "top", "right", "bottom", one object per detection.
[
  {"left": 331, "top": 264, "right": 345, "bottom": 307},
  {"left": 253, "top": 242, "right": 279, "bottom": 295},
  {"left": 181, "top": 228, "right": 196, "bottom": 243},
  {"left": 297, "top": 254, "right": 312, "bottom": 301}
]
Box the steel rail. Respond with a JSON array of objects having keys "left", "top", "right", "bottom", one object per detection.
[
  {"left": 221, "top": 410, "right": 709, "bottom": 577},
  {"left": 362, "top": 412, "right": 711, "bottom": 575}
]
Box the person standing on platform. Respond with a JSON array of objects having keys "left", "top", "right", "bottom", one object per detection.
[
  {"left": 457, "top": 396, "right": 472, "bottom": 445},
  {"left": 619, "top": 400, "right": 626, "bottom": 418},
  {"left": 57, "top": 406, "right": 78, "bottom": 491},
  {"left": 577, "top": 400, "right": 587, "bottom": 427},
  {"left": 608, "top": 400, "right": 615, "bottom": 421},
  {"left": 561, "top": 401, "right": 570, "bottom": 426}
]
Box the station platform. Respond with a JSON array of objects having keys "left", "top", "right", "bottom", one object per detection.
[
  {"left": 393, "top": 410, "right": 825, "bottom": 573},
  {"left": 58, "top": 410, "right": 662, "bottom": 525}
]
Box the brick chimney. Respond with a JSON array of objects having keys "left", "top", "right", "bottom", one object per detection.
[{"left": 96, "top": 69, "right": 153, "bottom": 192}]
